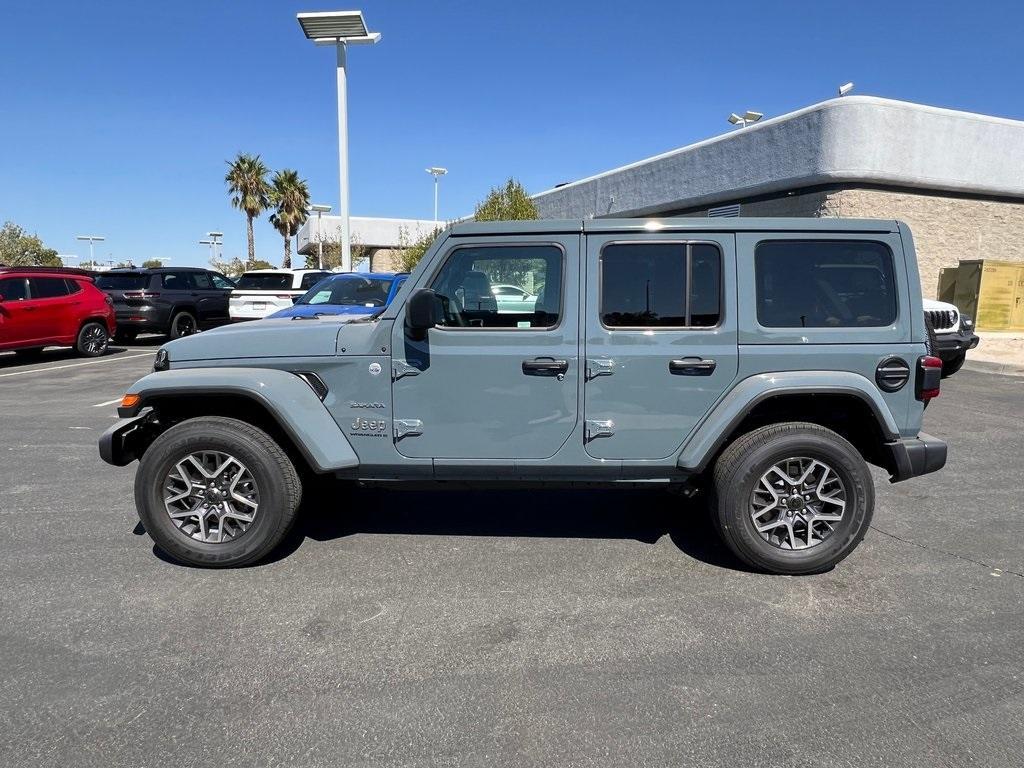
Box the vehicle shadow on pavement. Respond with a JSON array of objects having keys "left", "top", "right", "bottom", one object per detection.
[
  {"left": 265, "top": 483, "right": 756, "bottom": 572},
  {"left": 0, "top": 344, "right": 144, "bottom": 370}
]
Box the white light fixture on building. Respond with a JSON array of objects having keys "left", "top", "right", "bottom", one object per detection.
[
  {"left": 426, "top": 167, "right": 447, "bottom": 225},
  {"left": 838, "top": 82, "right": 855, "bottom": 96},
  {"left": 307, "top": 203, "right": 333, "bottom": 270},
  {"left": 297, "top": 10, "right": 381, "bottom": 273},
  {"left": 728, "top": 111, "right": 763, "bottom": 128}
]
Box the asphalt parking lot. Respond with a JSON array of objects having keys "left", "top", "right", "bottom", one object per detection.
[{"left": 1, "top": 342, "right": 1022, "bottom": 767}]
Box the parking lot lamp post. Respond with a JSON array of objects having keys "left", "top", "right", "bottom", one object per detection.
[
  {"left": 199, "top": 239, "right": 216, "bottom": 261},
  {"left": 297, "top": 10, "right": 381, "bottom": 273},
  {"left": 75, "top": 235, "right": 106, "bottom": 265},
  {"left": 426, "top": 167, "right": 447, "bottom": 225},
  {"left": 208, "top": 232, "right": 223, "bottom": 261},
  {"left": 308, "top": 204, "right": 332, "bottom": 269}
]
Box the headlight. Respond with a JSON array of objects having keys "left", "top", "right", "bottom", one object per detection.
[{"left": 154, "top": 349, "right": 170, "bottom": 372}]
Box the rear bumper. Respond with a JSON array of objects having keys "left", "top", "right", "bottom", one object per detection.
[
  {"left": 934, "top": 330, "right": 979, "bottom": 360},
  {"left": 884, "top": 432, "right": 947, "bottom": 483}
]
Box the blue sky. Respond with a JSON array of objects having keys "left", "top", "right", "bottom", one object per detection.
[{"left": 1, "top": 0, "right": 1022, "bottom": 267}]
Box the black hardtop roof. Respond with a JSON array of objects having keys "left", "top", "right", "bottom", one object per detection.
[
  {"left": 447, "top": 217, "right": 901, "bottom": 237},
  {"left": 105, "top": 266, "right": 210, "bottom": 273}
]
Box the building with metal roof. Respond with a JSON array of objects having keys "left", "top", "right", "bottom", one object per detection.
[{"left": 532, "top": 96, "right": 1024, "bottom": 298}]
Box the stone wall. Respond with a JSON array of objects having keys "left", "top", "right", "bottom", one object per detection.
[
  {"left": 671, "top": 186, "right": 1024, "bottom": 299},
  {"left": 827, "top": 188, "right": 1024, "bottom": 299},
  {"left": 367, "top": 248, "right": 404, "bottom": 273}
]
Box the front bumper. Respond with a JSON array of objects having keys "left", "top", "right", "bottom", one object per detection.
[
  {"left": 99, "top": 412, "right": 156, "bottom": 466},
  {"left": 884, "top": 432, "right": 947, "bottom": 483},
  {"left": 934, "top": 329, "right": 979, "bottom": 361}
]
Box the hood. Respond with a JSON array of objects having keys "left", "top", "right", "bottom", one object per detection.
[
  {"left": 163, "top": 317, "right": 347, "bottom": 361},
  {"left": 266, "top": 304, "right": 375, "bottom": 319}
]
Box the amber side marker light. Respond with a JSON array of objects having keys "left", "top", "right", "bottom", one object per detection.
[{"left": 120, "top": 394, "right": 141, "bottom": 409}]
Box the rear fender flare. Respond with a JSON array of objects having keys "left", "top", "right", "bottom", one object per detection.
[{"left": 676, "top": 371, "right": 901, "bottom": 472}]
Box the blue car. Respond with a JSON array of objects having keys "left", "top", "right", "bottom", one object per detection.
[{"left": 266, "top": 272, "right": 408, "bottom": 320}]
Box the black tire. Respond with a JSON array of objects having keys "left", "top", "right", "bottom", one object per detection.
[
  {"left": 941, "top": 353, "right": 966, "bottom": 378},
  {"left": 134, "top": 416, "right": 302, "bottom": 567},
  {"left": 76, "top": 321, "right": 110, "bottom": 357},
  {"left": 14, "top": 347, "right": 44, "bottom": 359},
  {"left": 168, "top": 311, "right": 198, "bottom": 339},
  {"left": 711, "top": 422, "right": 874, "bottom": 575},
  {"left": 114, "top": 329, "right": 138, "bottom": 343}
]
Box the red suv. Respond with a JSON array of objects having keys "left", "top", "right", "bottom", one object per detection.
[{"left": 0, "top": 267, "right": 117, "bottom": 358}]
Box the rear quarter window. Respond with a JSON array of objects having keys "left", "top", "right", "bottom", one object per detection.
[{"left": 755, "top": 240, "right": 897, "bottom": 328}]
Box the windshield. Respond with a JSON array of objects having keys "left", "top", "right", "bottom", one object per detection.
[
  {"left": 95, "top": 274, "right": 148, "bottom": 290},
  {"left": 298, "top": 275, "right": 394, "bottom": 307},
  {"left": 235, "top": 272, "right": 293, "bottom": 290}
]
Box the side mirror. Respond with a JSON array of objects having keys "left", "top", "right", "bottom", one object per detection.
[{"left": 405, "top": 288, "right": 439, "bottom": 340}]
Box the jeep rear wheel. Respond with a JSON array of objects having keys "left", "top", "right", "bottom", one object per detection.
[
  {"left": 134, "top": 416, "right": 302, "bottom": 567},
  {"left": 712, "top": 422, "right": 874, "bottom": 575}
]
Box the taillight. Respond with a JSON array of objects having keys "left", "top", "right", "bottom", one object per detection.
[
  {"left": 274, "top": 294, "right": 293, "bottom": 299},
  {"left": 916, "top": 355, "right": 942, "bottom": 402}
]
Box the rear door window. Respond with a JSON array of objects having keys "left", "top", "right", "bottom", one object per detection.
[
  {"left": 161, "top": 272, "right": 192, "bottom": 291},
  {"left": 755, "top": 240, "right": 897, "bottom": 328},
  {"left": 300, "top": 272, "right": 330, "bottom": 290},
  {"left": 189, "top": 272, "right": 213, "bottom": 290},
  {"left": 29, "top": 277, "right": 70, "bottom": 299}
]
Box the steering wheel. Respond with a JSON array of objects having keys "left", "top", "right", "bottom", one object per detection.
[{"left": 438, "top": 293, "right": 468, "bottom": 327}]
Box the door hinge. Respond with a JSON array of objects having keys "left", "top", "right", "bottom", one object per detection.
[
  {"left": 586, "top": 358, "right": 615, "bottom": 380},
  {"left": 394, "top": 418, "right": 424, "bottom": 439},
  {"left": 585, "top": 419, "right": 615, "bottom": 440},
  {"left": 392, "top": 360, "right": 421, "bottom": 381}
]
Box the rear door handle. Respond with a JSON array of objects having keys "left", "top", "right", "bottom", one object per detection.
[
  {"left": 522, "top": 357, "right": 568, "bottom": 377},
  {"left": 669, "top": 358, "right": 717, "bottom": 376}
]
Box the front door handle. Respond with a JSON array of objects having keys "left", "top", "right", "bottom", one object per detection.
[
  {"left": 522, "top": 357, "right": 568, "bottom": 377},
  {"left": 669, "top": 358, "right": 717, "bottom": 376}
]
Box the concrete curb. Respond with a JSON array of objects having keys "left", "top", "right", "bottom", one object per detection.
[{"left": 963, "top": 359, "right": 1024, "bottom": 377}]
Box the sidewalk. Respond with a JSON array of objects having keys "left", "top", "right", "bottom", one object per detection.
[{"left": 964, "top": 330, "right": 1024, "bottom": 377}]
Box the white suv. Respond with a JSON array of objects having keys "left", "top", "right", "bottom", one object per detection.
[
  {"left": 229, "top": 269, "right": 331, "bottom": 321},
  {"left": 923, "top": 297, "right": 979, "bottom": 377}
]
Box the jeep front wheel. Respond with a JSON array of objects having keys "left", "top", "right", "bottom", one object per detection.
[
  {"left": 134, "top": 416, "right": 302, "bottom": 567},
  {"left": 712, "top": 422, "right": 874, "bottom": 575}
]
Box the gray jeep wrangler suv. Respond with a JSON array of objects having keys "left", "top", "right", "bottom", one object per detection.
[{"left": 100, "top": 218, "right": 947, "bottom": 574}]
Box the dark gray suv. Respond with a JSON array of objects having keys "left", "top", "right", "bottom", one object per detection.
[{"left": 95, "top": 267, "right": 236, "bottom": 340}]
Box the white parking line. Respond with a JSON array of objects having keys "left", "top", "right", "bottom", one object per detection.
[
  {"left": 0, "top": 353, "right": 153, "bottom": 379},
  {"left": 92, "top": 398, "right": 124, "bottom": 408}
]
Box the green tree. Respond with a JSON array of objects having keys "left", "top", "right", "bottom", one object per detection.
[
  {"left": 397, "top": 226, "right": 442, "bottom": 273},
  {"left": 0, "top": 221, "right": 62, "bottom": 267},
  {"left": 473, "top": 178, "right": 538, "bottom": 222},
  {"left": 141, "top": 259, "right": 165, "bottom": 269},
  {"left": 225, "top": 153, "right": 271, "bottom": 267},
  {"left": 268, "top": 169, "right": 310, "bottom": 269}
]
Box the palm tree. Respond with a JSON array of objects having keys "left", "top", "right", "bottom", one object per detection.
[
  {"left": 225, "top": 153, "right": 271, "bottom": 267},
  {"left": 268, "top": 169, "right": 311, "bottom": 268}
]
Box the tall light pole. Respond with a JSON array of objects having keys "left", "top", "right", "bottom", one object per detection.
[
  {"left": 76, "top": 235, "right": 105, "bottom": 265},
  {"left": 208, "top": 232, "right": 223, "bottom": 261},
  {"left": 297, "top": 10, "right": 381, "bottom": 273},
  {"left": 308, "top": 203, "right": 332, "bottom": 269},
  {"left": 426, "top": 167, "right": 447, "bottom": 225}
]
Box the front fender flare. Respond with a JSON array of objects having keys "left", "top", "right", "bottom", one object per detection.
[
  {"left": 676, "top": 371, "right": 901, "bottom": 472},
  {"left": 104, "top": 367, "right": 358, "bottom": 472}
]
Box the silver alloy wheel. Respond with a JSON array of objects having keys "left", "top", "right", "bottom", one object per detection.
[
  {"left": 163, "top": 451, "right": 259, "bottom": 543},
  {"left": 749, "top": 457, "right": 847, "bottom": 550},
  {"left": 81, "top": 324, "right": 108, "bottom": 354}
]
